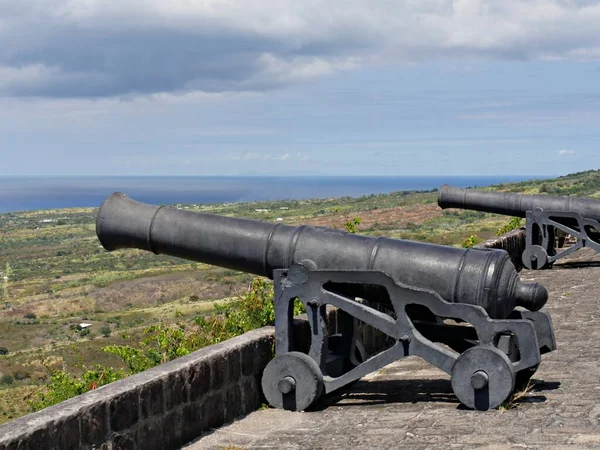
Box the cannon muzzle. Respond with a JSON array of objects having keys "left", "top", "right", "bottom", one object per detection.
[
  {"left": 97, "top": 192, "right": 548, "bottom": 319},
  {"left": 438, "top": 184, "right": 600, "bottom": 220}
]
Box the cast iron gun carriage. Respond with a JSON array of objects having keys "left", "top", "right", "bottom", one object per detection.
[{"left": 96, "top": 193, "right": 555, "bottom": 411}]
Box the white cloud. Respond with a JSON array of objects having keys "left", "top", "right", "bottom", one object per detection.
[
  {"left": 2, "top": 1, "right": 600, "bottom": 97},
  {"left": 557, "top": 149, "right": 576, "bottom": 155}
]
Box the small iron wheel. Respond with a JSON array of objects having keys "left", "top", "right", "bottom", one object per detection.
[
  {"left": 261, "top": 352, "right": 324, "bottom": 411},
  {"left": 522, "top": 245, "right": 549, "bottom": 270},
  {"left": 451, "top": 346, "right": 516, "bottom": 411}
]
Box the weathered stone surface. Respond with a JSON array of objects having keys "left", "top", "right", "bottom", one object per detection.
[
  {"left": 109, "top": 389, "right": 139, "bottom": 433},
  {"left": 241, "top": 341, "right": 256, "bottom": 376},
  {"left": 252, "top": 334, "right": 275, "bottom": 374},
  {"left": 477, "top": 228, "right": 526, "bottom": 270},
  {"left": 240, "top": 376, "right": 262, "bottom": 415},
  {"left": 165, "top": 370, "right": 188, "bottom": 411},
  {"left": 51, "top": 413, "right": 81, "bottom": 450},
  {"left": 139, "top": 377, "right": 165, "bottom": 419},
  {"left": 80, "top": 402, "right": 109, "bottom": 447},
  {"left": 201, "top": 393, "right": 224, "bottom": 431},
  {"left": 0, "top": 440, "right": 19, "bottom": 450},
  {"left": 136, "top": 417, "right": 164, "bottom": 450},
  {"left": 181, "top": 402, "right": 204, "bottom": 445},
  {"left": 227, "top": 347, "right": 242, "bottom": 383},
  {"left": 209, "top": 354, "right": 227, "bottom": 391},
  {"left": 109, "top": 431, "right": 135, "bottom": 450},
  {"left": 161, "top": 408, "right": 183, "bottom": 450},
  {"left": 18, "top": 427, "right": 50, "bottom": 450},
  {"left": 225, "top": 384, "right": 243, "bottom": 422},
  {"left": 188, "top": 362, "right": 210, "bottom": 402}
]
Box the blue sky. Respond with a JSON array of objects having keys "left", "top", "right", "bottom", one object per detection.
[{"left": 0, "top": 1, "right": 599, "bottom": 176}]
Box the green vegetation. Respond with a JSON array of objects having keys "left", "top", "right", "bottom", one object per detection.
[
  {"left": 1, "top": 168, "right": 599, "bottom": 423},
  {"left": 32, "top": 277, "right": 302, "bottom": 411},
  {"left": 461, "top": 234, "right": 482, "bottom": 248},
  {"left": 496, "top": 217, "right": 525, "bottom": 237}
]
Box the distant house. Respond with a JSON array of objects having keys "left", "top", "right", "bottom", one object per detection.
[{"left": 77, "top": 323, "right": 92, "bottom": 331}]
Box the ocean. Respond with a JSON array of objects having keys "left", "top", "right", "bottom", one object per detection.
[{"left": 0, "top": 175, "right": 546, "bottom": 214}]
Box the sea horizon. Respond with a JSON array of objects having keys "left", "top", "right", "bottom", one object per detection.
[{"left": 0, "top": 174, "right": 552, "bottom": 214}]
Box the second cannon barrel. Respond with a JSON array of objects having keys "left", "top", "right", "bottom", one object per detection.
[
  {"left": 438, "top": 184, "right": 600, "bottom": 220},
  {"left": 96, "top": 192, "right": 547, "bottom": 319}
]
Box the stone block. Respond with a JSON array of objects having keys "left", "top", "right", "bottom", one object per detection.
[
  {"left": 51, "top": 413, "right": 81, "bottom": 450},
  {"left": 162, "top": 408, "right": 183, "bottom": 450},
  {"left": 165, "top": 370, "right": 188, "bottom": 411},
  {"left": 140, "top": 377, "right": 165, "bottom": 419},
  {"left": 136, "top": 417, "right": 164, "bottom": 450},
  {"left": 241, "top": 341, "right": 255, "bottom": 377},
  {"left": 227, "top": 347, "right": 241, "bottom": 383},
  {"left": 209, "top": 354, "right": 227, "bottom": 390},
  {"left": 181, "top": 402, "right": 204, "bottom": 444},
  {"left": 241, "top": 376, "right": 262, "bottom": 415},
  {"left": 225, "top": 384, "right": 243, "bottom": 422},
  {"left": 188, "top": 362, "right": 210, "bottom": 402},
  {"left": 80, "top": 402, "right": 109, "bottom": 447},
  {"left": 18, "top": 427, "right": 51, "bottom": 450},
  {"left": 109, "top": 431, "right": 135, "bottom": 450},
  {"left": 201, "top": 393, "right": 224, "bottom": 431},
  {"left": 109, "top": 389, "right": 139, "bottom": 433}
]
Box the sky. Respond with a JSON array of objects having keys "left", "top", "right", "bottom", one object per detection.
[{"left": 0, "top": 0, "right": 599, "bottom": 177}]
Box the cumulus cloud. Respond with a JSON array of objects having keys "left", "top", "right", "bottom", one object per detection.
[
  {"left": 557, "top": 149, "right": 576, "bottom": 155},
  {"left": 2, "top": 0, "right": 600, "bottom": 98}
]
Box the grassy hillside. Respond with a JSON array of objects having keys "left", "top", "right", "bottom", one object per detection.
[{"left": 1, "top": 168, "right": 599, "bottom": 423}]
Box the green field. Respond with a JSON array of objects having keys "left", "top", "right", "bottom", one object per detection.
[{"left": 1, "top": 169, "right": 599, "bottom": 423}]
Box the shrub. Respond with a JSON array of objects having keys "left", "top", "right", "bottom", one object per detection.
[
  {"left": 461, "top": 235, "right": 482, "bottom": 248},
  {"left": 24, "top": 312, "right": 36, "bottom": 320},
  {"left": 100, "top": 325, "right": 111, "bottom": 337},
  {"left": 0, "top": 347, "right": 8, "bottom": 355},
  {"left": 0, "top": 374, "right": 13, "bottom": 385},
  {"left": 79, "top": 328, "right": 91, "bottom": 337},
  {"left": 12, "top": 370, "right": 30, "bottom": 381},
  {"left": 496, "top": 217, "right": 524, "bottom": 237},
  {"left": 344, "top": 217, "right": 361, "bottom": 233},
  {"left": 32, "top": 366, "right": 126, "bottom": 410}
]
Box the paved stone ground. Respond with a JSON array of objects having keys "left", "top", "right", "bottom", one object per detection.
[{"left": 186, "top": 249, "right": 600, "bottom": 450}]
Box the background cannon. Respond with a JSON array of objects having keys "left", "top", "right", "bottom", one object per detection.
[
  {"left": 97, "top": 192, "right": 555, "bottom": 411},
  {"left": 438, "top": 185, "right": 600, "bottom": 270}
]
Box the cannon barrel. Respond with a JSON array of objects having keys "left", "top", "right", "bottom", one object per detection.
[
  {"left": 96, "top": 192, "right": 548, "bottom": 319},
  {"left": 438, "top": 184, "right": 600, "bottom": 220}
]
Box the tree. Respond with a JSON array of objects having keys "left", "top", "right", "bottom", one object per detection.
[{"left": 100, "top": 325, "right": 112, "bottom": 337}]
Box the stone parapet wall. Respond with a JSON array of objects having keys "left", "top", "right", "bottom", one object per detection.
[
  {"left": 0, "top": 306, "right": 387, "bottom": 450},
  {"left": 476, "top": 227, "right": 526, "bottom": 269},
  {"left": 0, "top": 328, "right": 274, "bottom": 450}
]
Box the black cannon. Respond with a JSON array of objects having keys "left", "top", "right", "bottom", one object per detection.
[
  {"left": 96, "top": 193, "right": 555, "bottom": 411},
  {"left": 438, "top": 185, "right": 600, "bottom": 270}
]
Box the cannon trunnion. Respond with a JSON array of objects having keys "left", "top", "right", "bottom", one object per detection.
[
  {"left": 438, "top": 185, "right": 600, "bottom": 270},
  {"left": 96, "top": 193, "right": 556, "bottom": 411}
]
